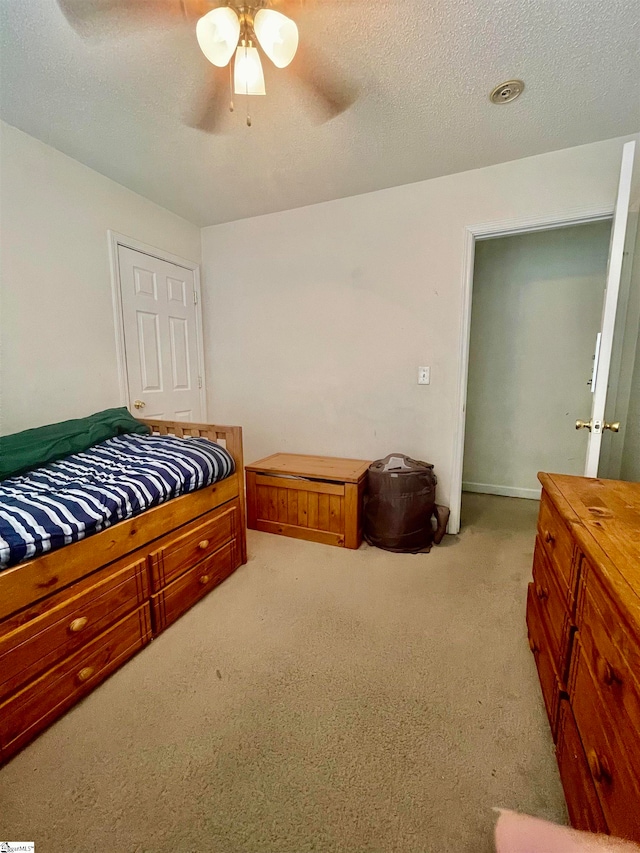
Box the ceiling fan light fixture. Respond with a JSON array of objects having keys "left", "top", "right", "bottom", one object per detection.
[
  {"left": 234, "top": 44, "right": 266, "bottom": 96},
  {"left": 196, "top": 6, "right": 241, "bottom": 67},
  {"left": 253, "top": 8, "right": 299, "bottom": 68}
]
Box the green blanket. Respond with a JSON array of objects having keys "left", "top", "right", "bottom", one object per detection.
[{"left": 0, "top": 407, "right": 151, "bottom": 481}]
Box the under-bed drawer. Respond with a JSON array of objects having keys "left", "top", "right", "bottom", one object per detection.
[
  {"left": 151, "top": 539, "right": 240, "bottom": 633},
  {"left": 0, "top": 604, "right": 152, "bottom": 764},
  {"left": 0, "top": 557, "right": 149, "bottom": 700},
  {"left": 148, "top": 500, "right": 239, "bottom": 592}
]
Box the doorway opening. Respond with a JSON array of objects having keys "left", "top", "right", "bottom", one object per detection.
[
  {"left": 461, "top": 220, "right": 611, "bottom": 502},
  {"left": 448, "top": 140, "right": 636, "bottom": 535}
]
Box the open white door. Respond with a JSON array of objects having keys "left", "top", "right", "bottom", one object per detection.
[{"left": 582, "top": 140, "right": 636, "bottom": 476}]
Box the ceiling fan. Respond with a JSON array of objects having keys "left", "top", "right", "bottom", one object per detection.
[{"left": 57, "top": 0, "right": 358, "bottom": 130}]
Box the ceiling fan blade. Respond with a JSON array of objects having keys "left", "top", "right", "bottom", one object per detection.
[
  {"left": 57, "top": 0, "right": 211, "bottom": 36},
  {"left": 186, "top": 62, "right": 232, "bottom": 133},
  {"left": 289, "top": 42, "right": 358, "bottom": 121}
]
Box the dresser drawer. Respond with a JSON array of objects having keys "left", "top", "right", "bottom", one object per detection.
[
  {"left": 556, "top": 699, "right": 608, "bottom": 834},
  {"left": 537, "top": 492, "right": 575, "bottom": 599},
  {"left": 531, "top": 538, "right": 572, "bottom": 683},
  {"left": 0, "top": 604, "right": 152, "bottom": 763},
  {"left": 149, "top": 500, "right": 239, "bottom": 592},
  {"left": 0, "top": 557, "right": 149, "bottom": 700},
  {"left": 151, "top": 539, "right": 240, "bottom": 634},
  {"left": 570, "top": 635, "right": 640, "bottom": 840},
  {"left": 575, "top": 561, "right": 640, "bottom": 755},
  {"left": 526, "top": 583, "right": 563, "bottom": 740}
]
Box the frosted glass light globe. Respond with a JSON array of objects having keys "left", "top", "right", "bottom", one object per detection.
[
  {"left": 196, "top": 7, "right": 241, "bottom": 67},
  {"left": 234, "top": 45, "right": 266, "bottom": 95},
  {"left": 254, "top": 8, "right": 299, "bottom": 68}
]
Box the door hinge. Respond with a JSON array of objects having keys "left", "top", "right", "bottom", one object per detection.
[
  {"left": 193, "top": 290, "right": 198, "bottom": 305},
  {"left": 198, "top": 376, "right": 202, "bottom": 389}
]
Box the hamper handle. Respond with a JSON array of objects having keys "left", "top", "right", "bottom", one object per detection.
[{"left": 432, "top": 504, "right": 450, "bottom": 545}]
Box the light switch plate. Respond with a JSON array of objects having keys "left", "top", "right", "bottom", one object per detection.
[{"left": 418, "top": 366, "right": 430, "bottom": 385}]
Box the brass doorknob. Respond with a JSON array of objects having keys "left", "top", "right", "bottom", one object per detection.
[
  {"left": 133, "top": 400, "right": 146, "bottom": 409},
  {"left": 576, "top": 419, "right": 592, "bottom": 431},
  {"left": 603, "top": 421, "right": 620, "bottom": 433}
]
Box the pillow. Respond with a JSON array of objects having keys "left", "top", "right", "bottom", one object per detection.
[{"left": 0, "top": 407, "right": 151, "bottom": 481}]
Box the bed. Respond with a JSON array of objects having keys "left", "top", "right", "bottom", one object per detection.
[{"left": 0, "top": 417, "right": 247, "bottom": 765}]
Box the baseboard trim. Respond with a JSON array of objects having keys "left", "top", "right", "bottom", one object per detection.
[{"left": 462, "top": 481, "right": 541, "bottom": 500}]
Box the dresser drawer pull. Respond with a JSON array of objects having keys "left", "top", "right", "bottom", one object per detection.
[
  {"left": 198, "top": 539, "right": 210, "bottom": 551},
  {"left": 77, "top": 666, "right": 95, "bottom": 683},
  {"left": 544, "top": 530, "right": 554, "bottom": 545},
  {"left": 596, "top": 656, "right": 620, "bottom": 687},
  {"left": 199, "top": 574, "right": 210, "bottom": 585},
  {"left": 69, "top": 616, "right": 89, "bottom": 633},
  {"left": 587, "top": 748, "right": 611, "bottom": 784},
  {"left": 535, "top": 584, "right": 549, "bottom": 601}
]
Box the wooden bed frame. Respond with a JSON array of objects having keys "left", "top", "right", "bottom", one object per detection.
[
  {"left": 0, "top": 419, "right": 247, "bottom": 621},
  {"left": 0, "top": 419, "right": 247, "bottom": 764}
]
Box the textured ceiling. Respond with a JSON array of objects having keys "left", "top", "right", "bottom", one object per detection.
[{"left": 1, "top": 0, "right": 639, "bottom": 226}]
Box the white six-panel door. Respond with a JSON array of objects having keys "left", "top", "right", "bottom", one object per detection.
[{"left": 117, "top": 245, "right": 204, "bottom": 421}]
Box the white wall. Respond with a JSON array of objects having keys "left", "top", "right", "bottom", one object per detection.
[
  {"left": 202, "top": 134, "right": 640, "bottom": 508},
  {"left": 0, "top": 121, "right": 202, "bottom": 436},
  {"left": 463, "top": 222, "right": 611, "bottom": 497}
]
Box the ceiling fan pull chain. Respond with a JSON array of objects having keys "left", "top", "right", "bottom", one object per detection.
[
  {"left": 229, "top": 62, "right": 234, "bottom": 113},
  {"left": 243, "top": 41, "right": 251, "bottom": 127}
]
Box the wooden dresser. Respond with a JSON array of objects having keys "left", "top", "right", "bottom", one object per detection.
[{"left": 527, "top": 473, "right": 640, "bottom": 841}]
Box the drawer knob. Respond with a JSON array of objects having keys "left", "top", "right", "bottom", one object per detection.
[
  {"left": 544, "top": 530, "right": 554, "bottom": 544},
  {"left": 198, "top": 539, "right": 210, "bottom": 550},
  {"left": 69, "top": 616, "right": 88, "bottom": 633},
  {"left": 77, "top": 666, "right": 95, "bottom": 683},
  {"left": 587, "top": 748, "right": 611, "bottom": 784},
  {"left": 535, "top": 584, "right": 549, "bottom": 601},
  {"left": 199, "top": 574, "right": 210, "bottom": 585},
  {"left": 596, "top": 656, "right": 619, "bottom": 687}
]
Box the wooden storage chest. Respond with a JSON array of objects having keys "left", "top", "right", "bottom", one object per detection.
[{"left": 245, "top": 453, "right": 370, "bottom": 549}]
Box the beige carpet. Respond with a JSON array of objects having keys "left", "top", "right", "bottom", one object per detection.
[{"left": 0, "top": 494, "right": 566, "bottom": 852}]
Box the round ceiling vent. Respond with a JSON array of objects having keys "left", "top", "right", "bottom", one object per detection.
[{"left": 490, "top": 80, "right": 525, "bottom": 104}]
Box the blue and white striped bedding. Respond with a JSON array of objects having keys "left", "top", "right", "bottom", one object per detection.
[{"left": 0, "top": 433, "right": 235, "bottom": 570}]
